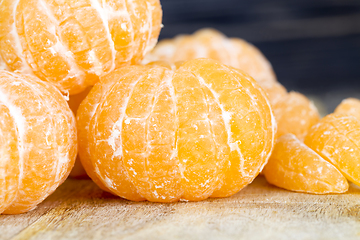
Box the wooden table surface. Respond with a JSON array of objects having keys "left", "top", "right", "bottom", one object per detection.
[{"left": 1, "top": 176, "right": 360, "bottom": 240}]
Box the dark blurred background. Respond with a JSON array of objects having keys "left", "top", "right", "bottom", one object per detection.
[{"left": 159, "top": 0, "right": 360, "bottom": 113}]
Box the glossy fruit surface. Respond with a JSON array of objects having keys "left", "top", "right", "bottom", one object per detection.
[
  {"left": 0, "top": 0, "right": 162, "bottom": 94},
  {"left": 263, "top": 134, "right": 348, "bottom": 194},
  {"left": 0, "top": 70, "right": 77, "bottom": 214},
  {"left": 144, "top": 28, "right": 277, "bottom": 85},
  {"left": 77, "top": 58, "right": 276, "bottom": 202},
  {"left": 305, "top": 114, "right": 360, "bottom": 186}
]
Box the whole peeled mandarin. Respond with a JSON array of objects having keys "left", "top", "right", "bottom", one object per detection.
[
  {"left": 77, "top": 58, "right": 276, "bottom": 202},
  {"left": 0, "top": 70, "right": 77, "bottom": 214},
  {"left": 0, "top": 0, "right": 162, "bottom": 95}
]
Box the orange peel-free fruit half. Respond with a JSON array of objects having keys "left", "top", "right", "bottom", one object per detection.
[
  {"left": 77, "top": 58, "right": 276, "bottom": 202},
  {"left": 263, "top": 134, "right": 348, "bottom": 194},
  {"left": 144, "top": 28, "right": 277, "bottom": 86},
  {"left": 0, "top": 0, "right": 162, "bottom": 95},
  {"left": 0, "top": 70, "right": 77, "bottom": 214},
  {"left": 305, "top": 114, "right": 360, "bottom": 187}
]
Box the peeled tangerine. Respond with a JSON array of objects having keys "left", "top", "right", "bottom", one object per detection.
[
  {"left": 77, "top": 58, "right": 276, "bottom": 202},
  {"left": 0, "top": 70, "right": 77, "bottom": 214},
  {"left": 263, "top": 134, "right": 348, "bottom": 194},
  {"left": 144, "top": 28, "right": 277, "bottom": 86},
  {"left": 305, "top": 114, "right": 360, "bottom": 187},
  {"left": 0, "top": 0, "right": 162, "bottom": 95},
  {"left": 143, "top": 29, "right": 320, "bottom": 139}
]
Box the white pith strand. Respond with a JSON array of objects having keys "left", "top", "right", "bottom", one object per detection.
[
  {"left": 195, "top": 74, "right": 247, "bottom": 177},
  {"left": 9, "top": 0, "right": 33, "bottom": 74},
  {"left": 106, "top": 75, "right": 144, "bottom": 158},
  {"left": 102, "top": 0, "right": 133, "bottom": 63},
  {"left": 142, "top": 72, "right": 174, "bottom": 199},
  {"left": 38, "top": 0, "right": 86, "bottom": 87},
  {"left": 143, "top": 1, "right": 155, "bottom": 57},
  {"left": 127, "top": 0, "right": 142, "bottom": 61},
  {"left": 99, "top": 74, "right": 145, "bottom": 191},
  {"left": 166, "top": 70, "right": 181, "bottom": 179},
  {"left": 235, "top": 68, "right": 276, "bottom": 172},
  {"left": 0, "top": 83, "right": 26, "bottom": 204},
  {"left": 122, "top": 0, "right": 136, "bottom": 62},
  {"left": 0, "top": 55, "right": 9, "bottom": 71},
  {"left": 89, "top": 0, "right": 116, "bottom": 73}
]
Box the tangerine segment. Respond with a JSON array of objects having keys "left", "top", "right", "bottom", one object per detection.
[
  {"left": 0, "top": 70, "right": 77, "bottom": 214},
  {"left": 77, "top": 58, "right": 276, "bottom": 202},
  {"left": 273, "top": 91, "right": 320, "bottom": 140},
  {"left": 304, "top": 114, "right": 360, "bottom": 187},
  {"left": 334, "top": 98, "right": 360, "bottom": 120},
  {"left": 144, "top": 28, "right": 277, "bottom": 85},
  {"left": 263, "top": 134, "right": 348, "bottom": 194},
  {"left": 0, "top": 0, "right": 162, "bottom": 95}
]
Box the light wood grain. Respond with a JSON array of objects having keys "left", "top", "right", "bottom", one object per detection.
[{"left": 1, "top": 176, "right": 360, "bottom": 240}]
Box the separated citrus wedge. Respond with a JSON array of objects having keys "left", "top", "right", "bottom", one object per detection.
[
  {"left": 263, "top": 134, "right": 348, "bottom": 194},
  {"left": 305, "top": 114, "right": 360, "bottom": 187}
]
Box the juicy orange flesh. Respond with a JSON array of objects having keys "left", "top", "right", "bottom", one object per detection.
[
  {"left": 304, "top": 114, "right": 360, "bottom": 187},
  {"left": 77, "top": 59, "right": 275, "bottom": 202},
  {"left": 334, "top": 98, "right": 360, "bottom": 121},
  {"left": 0, "top": 70, "right": 77, "bottom": 214},
  {"left": 263, "top": 134, "right": 348, "bottom": 194},
  {"left": 273, "top": 91, "right": 320, "bottom": 140},
  {"left": 0, "top": 0, "right": 162, "bottom": 94}
]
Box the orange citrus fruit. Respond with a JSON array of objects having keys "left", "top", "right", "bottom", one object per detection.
[
  {"left": 0, "top": 0, "right": 162, "bottom": 95},
  {"left": 143, "top": 28, "right": 320, "bottom": 139},
  {"left": 273, "top": 91, "right": 320, "bottom": 140},
  {"left": 304, "top": 114, "right": 360, "bottom": 187},
  {"left": 0, "top": 70, "right": 77, "bottom": 214},
  {"left": 77, "top": 58, "right": 276, "bottom": 202},
  {"left": 144, "top": 28, "right": 277, "bottom": 85},
  {"left": 263, "top": 134, "right": 348, "bottom": 194},
  {"left": 334, "top": 98, "right": 360, "bottom": 120}
]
